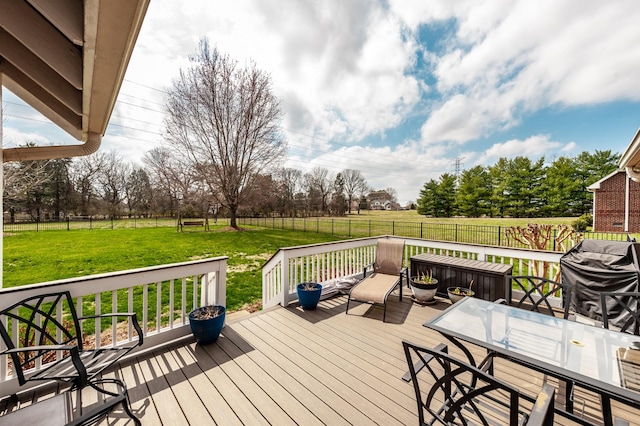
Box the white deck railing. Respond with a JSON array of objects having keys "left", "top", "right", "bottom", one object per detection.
[
  {"left": 0, "top": 257, "right": 227, "bottom": 396},
  {"left": 262, "top": 236, "right": 563, "bottom": 308}
]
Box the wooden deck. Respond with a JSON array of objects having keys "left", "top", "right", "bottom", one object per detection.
[{"left": 2, "top": 293, "right": 639, "bottom": 425}]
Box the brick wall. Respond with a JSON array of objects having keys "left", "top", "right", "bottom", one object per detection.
[{"left": 593, "top": 171, "right": 640, "bottom": 232}]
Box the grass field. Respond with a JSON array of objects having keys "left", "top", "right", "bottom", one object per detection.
[
  {"left": 3, "top": 213, "right": 623, "bottom": 319},
  {"left": 345, "top": 209, "right": 577, "bottom": 226},
  {"left": 3, "top": 225, "right": 342, "bottom": 312}
]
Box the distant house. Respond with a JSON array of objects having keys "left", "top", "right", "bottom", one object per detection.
[
  {"left": 370, "top": 199, "right": 392, "bottom": 210},
  {"left": 588, "top": 170, "right": 640, "bottom": 232}
]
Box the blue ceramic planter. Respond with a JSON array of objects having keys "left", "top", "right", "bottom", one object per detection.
[
  {"left": 297, "top": 283, "right": 322, "bottom": 310},
  {"left": 188, "top": 305, "right": 226, "bottom": 344}
]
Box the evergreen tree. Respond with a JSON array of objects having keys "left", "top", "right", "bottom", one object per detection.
[{"left": 456, "top": 166, "right": 491, "bottom": 217}]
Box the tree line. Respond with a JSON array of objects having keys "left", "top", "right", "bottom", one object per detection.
[
  {"left": 3, "top": 151, "right": 398, "bottom": 222},
  {"left": 416, "top": 150, "right": 620, "bottom": 218}
]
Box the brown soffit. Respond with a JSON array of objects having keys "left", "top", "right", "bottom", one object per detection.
[{"left": 0, "top": 0, "right": 150, "bottom": 162}]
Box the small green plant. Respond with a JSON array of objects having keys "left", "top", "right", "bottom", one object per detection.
[
  {"left": 413, "top": 269, "right": 436, "bottom": 284},
  {"left": 451, "top": 279, "right": 474, "bottom": 295}
]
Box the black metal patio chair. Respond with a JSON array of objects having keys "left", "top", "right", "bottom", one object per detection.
[
  {"left": 500, "top": 275, "right": 573, "bottom": 319},
  {"left": 0, "top": 291, "right": 143, "bottom": 425},
  {"left": 402, "top": 340, "right": 555, "bottom": 425},
  {"left": 600, "top": 291, "right": 640, "bottom": 335}
]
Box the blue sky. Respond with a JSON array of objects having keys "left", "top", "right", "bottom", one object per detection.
[{"left": 3, "top": 0, "right": 640, "bottom": 204}]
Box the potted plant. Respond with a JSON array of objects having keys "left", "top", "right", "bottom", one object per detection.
[
  {"left": 297, "top": 282, "right": 322, "bottom": 310},
  {"left": 188, "top": 304, "right": 226, "bottom": 344},
  {"left": 448, "top": 280, "right": 475, "bottom": 303},
  {"left": 410, "top": 270, "right": 438, "bottom": 303}
]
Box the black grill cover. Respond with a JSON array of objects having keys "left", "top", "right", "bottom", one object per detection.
[{"left": 560, "top": 240, "right": 640, "bottom": 327}]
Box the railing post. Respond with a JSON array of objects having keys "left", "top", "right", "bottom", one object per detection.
[
  {"left": 281, "top": 250, "right": 290, "bottom": 306},
  {"left": 420, "top": 222, "right": 423, "bottom": 239},
  {"left": 392, "top": 221, "right": 395, "bottom": 235},
  {"left": 498, "top": 226, "right": 501, "bottom": 247},
  {"left": 348, "top": 219, "right": 351, "bottom": 238}
]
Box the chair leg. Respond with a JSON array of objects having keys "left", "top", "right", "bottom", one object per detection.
[{"left": 346, "top": 297, "right": 351, "bottom": 315}]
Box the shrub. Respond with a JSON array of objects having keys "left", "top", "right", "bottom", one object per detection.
[{"left": 572, "top": 213, "right": 593, "bottom": 232}]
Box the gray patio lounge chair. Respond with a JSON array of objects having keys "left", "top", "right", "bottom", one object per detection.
[{"left": 346, "top": 238, "right": 407, "bottom": 322}]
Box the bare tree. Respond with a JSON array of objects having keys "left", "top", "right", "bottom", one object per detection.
[
  {"left": 97, "top": 152, "right": 130, "bottom": 219},
  {"left": 143, "top": 147, "right": 196, "bottom": 216},
  {"left": 341, "top": 169, "right": 368, "bottom": 214},
  {"left": 385, "top": 187, "right": 398, "bottom": 203},
  {"left": 307, "top": 167, "right": 332, "bottom": 214},
  {"left": 164, "top": 38, "right": 285, "bottom": 228},
  {"left": 125, "top": 167, "right": 153, "bottom": 217},
  {"left": 275, "top": 167, "right": 302, "bottom": 217},
  {"left": 70, "top": 153, "right": 107, "bottom": 216}
]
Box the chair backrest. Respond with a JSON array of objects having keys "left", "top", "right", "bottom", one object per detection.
[
  {"left": 403, "top": 340, "right": 522, "bottom": 425},
  {"left": 507, "top": 275, "right": 572, "bottom": 319},
  {"left": 600, "top": 291, "right": 640, "bottom": 334},
  {"left": 373, "top": 238, "right": 404, "bottom": 275},
  {"left": 0, "top": 291, "right": 82, "bottom": 384}
]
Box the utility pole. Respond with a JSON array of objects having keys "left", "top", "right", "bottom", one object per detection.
[{"left": 453, "top": 156, "right": 464, "bottom": 186}]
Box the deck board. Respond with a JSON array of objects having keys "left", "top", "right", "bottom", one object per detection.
[{"left": 4, "top": 292, "right": 640, "bottom": 425}]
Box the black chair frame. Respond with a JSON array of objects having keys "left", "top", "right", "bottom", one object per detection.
[
  {"left": 600, "top": 290, "right": 640, "bottom": 335},
  {"left": 0, "top": 291, "right": 143, "bottom": 425},
  {"left": 402, "top": 340, "right": 554, "bottom": 425},
  {"left": 503, "top": 275, "right": 573, "bottom": 319}
]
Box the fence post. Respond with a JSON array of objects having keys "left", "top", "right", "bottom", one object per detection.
[
  {"left": 67, "top": 217, "right": 70, "bottom": 231},
  {"left": 455, "top": 224, "right": 458, "bottom": 242},
  {"left": 553, "top": 228, "right": 557, "bottom": 251},
  {"left": 331, "top": 218, "right": 334, "bottom": 235},
  {"left": 498, "top": 226, "right": 501, "bottom": 247},
  {"left": 392, "top": 221, "right": 395, "bottom": 235},
  {"left": 348, "top": 219, "right": 351, "bottom": 238},
  {"left": 316, "top": 218, "right": 319, "bottom": 233},
  {"left": 368, "top": 220, "right": 371, "bottom": 237}
]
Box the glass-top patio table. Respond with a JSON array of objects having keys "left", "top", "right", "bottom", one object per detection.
[{"left": 424, "top": 297, "right": 640, "bottom": 426}]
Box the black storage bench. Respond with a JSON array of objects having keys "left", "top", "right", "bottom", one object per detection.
[{"left": 410, "top": 253, "right": 513, "bottom": 301}]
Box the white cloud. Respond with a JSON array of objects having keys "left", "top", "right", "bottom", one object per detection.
[
  {"left": 414, "top": 0, "right": 640, "bottom": 145},
  {"left": 476, "top": 134, "right": 573, "bottom": 164}
]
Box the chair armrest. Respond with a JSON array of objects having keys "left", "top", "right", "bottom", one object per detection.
[
  {"left": 1, "top": 344, "right": 77, "bottom": 355},
  {"left": 363, "top": 263, "right": 374, "bottom": 279},
  {"left": 494, "top": 298, "right": 508, "bottom": 305},
  {"left": 402, "top": 342, "right": 447, "bottom": 382},
  {"left": 526, "top": 383, "right": 555, "bottom": 425},
  {"left": 79, "top": 312, "right": 143, "bottom": 345},
  {"left": 400, "top": 267, "right": 409, "bottom": 287}
]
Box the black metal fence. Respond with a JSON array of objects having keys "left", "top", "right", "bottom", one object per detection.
[
  {"left": 237, "top": 216, "right": 631, "bottom": 252},
  {"left": 2, "top": 216, "right": 229, "bottom": 232}
]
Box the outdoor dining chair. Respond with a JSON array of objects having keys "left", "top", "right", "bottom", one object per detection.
[
  {"left": 402, "top": 340, "right": 555, "bottom": 425},
  {"left": 346, "top": 238, "right": 408, "bottom": 322},
  {"left": 600, "top": 291, "right": 640, "bottom": 335},
  {"left": 500, "top": 275, "right": 573, "bottom": 319},
  {"left": 0, "top": 291, "right": 143, "bottom": 425}
]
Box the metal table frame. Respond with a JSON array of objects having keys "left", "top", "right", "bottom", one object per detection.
[{"left": 424, "top": 297, "right": 640, "bottom": 426}]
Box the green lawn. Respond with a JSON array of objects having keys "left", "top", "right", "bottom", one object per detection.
[{"left": 3, "top": 225, "right": 342, "bottom": 312}]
